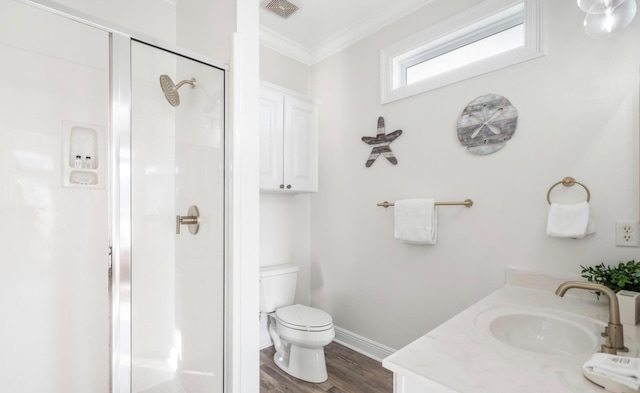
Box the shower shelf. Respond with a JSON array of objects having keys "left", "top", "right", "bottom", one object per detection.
[
  {"left": 62, "top": 120, "right": 105, "bottom": 189},
  {"left": 69, "top": 170, "right": 99, "bottom": 185}
]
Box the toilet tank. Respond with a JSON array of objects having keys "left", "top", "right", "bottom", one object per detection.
[{"left": 259, "top": 264, "right": 299, "bottom": 313}]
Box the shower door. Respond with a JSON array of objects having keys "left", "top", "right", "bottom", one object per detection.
[{"left": 129, "top": 41, "right": 225, "bottom": 393}]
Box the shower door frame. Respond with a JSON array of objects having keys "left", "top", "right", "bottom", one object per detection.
[{"left": 14, "top": 2, "right": 231, "bottom": 393}]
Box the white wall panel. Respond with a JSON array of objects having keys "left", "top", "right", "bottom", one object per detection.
[{"left": 0, "top": 2, "right": 109, "bottom": 391}]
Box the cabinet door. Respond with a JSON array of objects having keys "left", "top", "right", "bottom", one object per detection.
[
  {"left": 394, "top": 373, "right": 456, "bottom": 393},
  {"left": 283, "top": 95, "right": 318, "bottom": 192},
  {"left": 259, "top": 88, "right": 285, "bottom": 191}
]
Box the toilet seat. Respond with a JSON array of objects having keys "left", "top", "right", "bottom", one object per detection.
[{"left": 275, "top": 304, "right": 333, "bottom": 332}]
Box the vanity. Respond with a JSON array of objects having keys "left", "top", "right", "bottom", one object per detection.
[{"left": 382, "top": 270, "right": 640, "bottom": 393}]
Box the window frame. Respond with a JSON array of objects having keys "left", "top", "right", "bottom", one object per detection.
[{"left": 380, "top": 0, "right": 542, "bottom": 104}]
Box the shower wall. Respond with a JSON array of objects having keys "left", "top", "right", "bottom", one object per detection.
[
  {"left": 131, "top": 42, "right": 225, "bottom": 393},
  {"left": 130, "top": 44, "right": 178, "bottom": 392},
  {"left": 0, "top": 2, "right": 109, "bottom": 392},
  {"left": 173, "top": 59, "right": 225, "bottom": 392}
]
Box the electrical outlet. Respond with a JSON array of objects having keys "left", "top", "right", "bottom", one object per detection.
[{"left": 616, "top": 221, "right": 640, "bottom": 247}]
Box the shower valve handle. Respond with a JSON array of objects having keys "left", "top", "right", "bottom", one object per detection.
[{"left": 176, "top": 205, "right": 200, "bottom": 235}]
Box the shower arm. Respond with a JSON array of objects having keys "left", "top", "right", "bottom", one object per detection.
[{"left": 175, "top": 78, "right": 196, "bottom": 90}]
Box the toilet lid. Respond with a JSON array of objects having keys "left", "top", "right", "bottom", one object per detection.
[{"left": 276, "top": 304, "right": 333, "bottom": 330}]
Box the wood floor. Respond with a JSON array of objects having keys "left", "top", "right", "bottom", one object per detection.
[{"left": 260, "top": 342, "right": 393, "bottom": 393}]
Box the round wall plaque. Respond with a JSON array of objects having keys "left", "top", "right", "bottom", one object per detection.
[{"left": 457, "top": 94, "right": 518, "bottom": 155}]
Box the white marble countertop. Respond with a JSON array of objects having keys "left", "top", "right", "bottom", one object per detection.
[{"left": 382, "top": 270, "right": 640, "bottom": 393}]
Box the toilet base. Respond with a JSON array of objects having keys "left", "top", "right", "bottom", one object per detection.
[{"left": 273, "top": 344, "right": 328, "bottom": 383}]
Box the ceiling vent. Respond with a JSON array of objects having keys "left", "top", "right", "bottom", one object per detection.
[{"left": 263, "top": 0, "right": 300, "bottom": 19}]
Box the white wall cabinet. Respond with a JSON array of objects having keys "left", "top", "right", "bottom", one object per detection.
[{"left": 260, "top": 83, "right": 318, "bottom": 193}]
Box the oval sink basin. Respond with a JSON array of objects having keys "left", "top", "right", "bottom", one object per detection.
[
  {"left": 489, "top": 313, "right": 597, "bottom": 355},
  {"left": 475, "top": 307, "right": 601, "bottom": 356}
]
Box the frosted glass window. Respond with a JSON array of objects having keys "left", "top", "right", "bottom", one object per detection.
[
  {"left": 380, "top": 0, "right": 542, "bottom": 104},
  {"left": 406, "top": 24, "right": 524, "bottom": 85}
]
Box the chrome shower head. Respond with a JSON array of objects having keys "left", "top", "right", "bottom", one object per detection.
[{"left": 159, "top": 74, "right": 196, "bottom": 107}]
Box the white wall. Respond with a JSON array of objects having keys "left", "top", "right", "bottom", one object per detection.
[
  {"left": 177, "top": 0, "right": 236, "bottom": 62},
  {"left": 260, "top": 193, "right": 312, "bottom": 304},
  {"left": 310, "top": 0, "right": 640, "bottom": 350},
  {"left": 260, "top": 45, "right": 311, "bottom": 95},
  {"left": 230, "top": 0, "right": 261, "bottom": 391}
]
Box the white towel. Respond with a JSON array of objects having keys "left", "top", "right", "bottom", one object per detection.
[
  {"left": 583, "top": 353, "right": 640, "bottom": 391},
  {"left": 394, "top": 199, "right": 437, "bottom": 244},
  {"left": 546, "top": 201, "right": 596, "bottom": 238}
]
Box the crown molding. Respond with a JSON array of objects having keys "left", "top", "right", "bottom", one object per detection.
[
  {"left": 259, "top": 0, "right": 434, "bottom": 65},
  {"left": 310, "top": 0, "right": 435, "bottom": 64},
  {"left": 260, "top": 26, "right": 312, "bottom": 65}
]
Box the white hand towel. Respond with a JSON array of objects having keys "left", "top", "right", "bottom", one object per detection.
[
  {"left": 394, "top": 199, "right": 437, "bottom": 244},
  {"left": 583, "top": 353, "right": 640, "bottom": 391},
  {"left": 546, "top": 201, "right": 595, "bottom": 238}
]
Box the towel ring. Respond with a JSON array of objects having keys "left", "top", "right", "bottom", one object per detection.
[{"left": 546, "top": 176, "right": 590, "bottom": 204}]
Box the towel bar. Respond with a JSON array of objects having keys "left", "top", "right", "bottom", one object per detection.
[
  {"left": 377, "top": 199, "right": 473, "bottom": 208},
  {"left": 547, "top": 176, "right": 590, "bottom": 204}
]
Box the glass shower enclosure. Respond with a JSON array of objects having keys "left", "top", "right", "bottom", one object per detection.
[
  {"left": 0, "top": 2, "right": 226, "bottom": 393},
  {"left": 128, "top": 40, "right": 225, "bottom": 393}
]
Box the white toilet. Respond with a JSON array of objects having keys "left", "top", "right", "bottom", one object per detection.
[{"left": 259, "top": 263, "right": 335, "bottom": 383}]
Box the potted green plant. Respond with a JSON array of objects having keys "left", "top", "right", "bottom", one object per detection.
[{"left": 580, "top": 260, "right": 640, "bottom": 297}]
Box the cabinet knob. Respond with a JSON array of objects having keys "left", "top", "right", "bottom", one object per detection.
[
  {"left": 286, "top": 185, "right": 291, "bottom": 189},
  {"left": 279, "top": 184, "right": 285, "bottom": 189}
]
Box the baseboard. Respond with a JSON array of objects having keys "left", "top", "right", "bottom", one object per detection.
[
  {"left": 333, "top": 326, "right": 396, "bottom": 362},
  {"left": 260, "top": 319, "right": 396, "bottom": 360}
]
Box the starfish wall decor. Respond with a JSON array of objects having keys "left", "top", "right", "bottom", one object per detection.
[{"left": 361, "top": 116, "right": 402, "bottom": 167}]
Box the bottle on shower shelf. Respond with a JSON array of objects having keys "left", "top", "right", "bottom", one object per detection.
[
  {"left": 74, "top": 155, "right": 82, "bottom": 168},
  {"left": 83, "top": 156, "right": 92, "bottom": 169}
]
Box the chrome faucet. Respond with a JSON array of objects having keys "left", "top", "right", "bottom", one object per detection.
[{"left": 555, "top": 281, "right": 627, "bottom": 354}]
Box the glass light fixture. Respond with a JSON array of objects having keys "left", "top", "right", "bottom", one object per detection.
[
  {"left": 581, "top": 0, "right": 637, "bottom": 38},
  {"left": 577, "top": 0, "right": 627, "bottom": 14}
]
